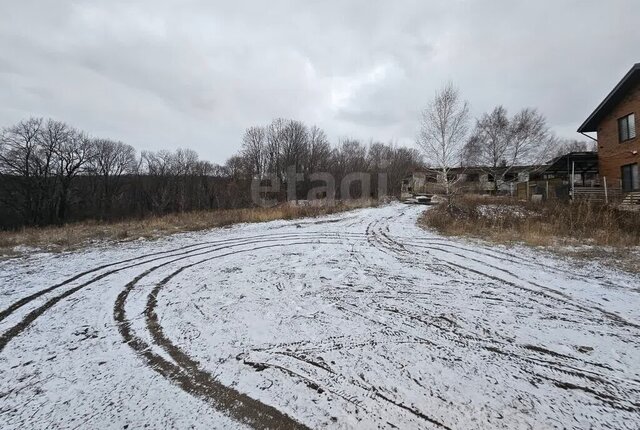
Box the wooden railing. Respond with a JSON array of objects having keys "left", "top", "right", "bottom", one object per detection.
[
  {"left": 572, "top": 187, "right": 623, "bottom": 203},
  {"left": 621, "top": 191, "right": 640, "bottom": 206}
]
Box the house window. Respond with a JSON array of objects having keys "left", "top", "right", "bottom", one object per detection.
[
  {"left": 621, "top": 163, "right": 639, "bottom": 192},
  {"left": 618, "top": 113, "right": 636, "bottom": 142}
]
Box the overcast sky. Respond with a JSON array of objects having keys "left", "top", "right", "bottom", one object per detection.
[{"left": 1, "top": 1, "right": 639, "bottom": 164}]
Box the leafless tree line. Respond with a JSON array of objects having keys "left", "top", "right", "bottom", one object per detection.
[
  {"left": 233, "top": 118, "right": 423, "bottom": 201},
  {"left": 0, "top": 118, "right": 246, "bottom": 228},
  {"left": 0, "top": 117, "right": 423, "bottom": 229},
  {"left": 0, "top": 118, "right": 94, "bottom": 226}
]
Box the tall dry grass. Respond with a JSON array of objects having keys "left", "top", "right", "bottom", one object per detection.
[
  {"left": 421, "top": 196, "right": 640, "bottom": 248},
  {"left": 0, "top": 200, "right": 377, "bottom": 254}
]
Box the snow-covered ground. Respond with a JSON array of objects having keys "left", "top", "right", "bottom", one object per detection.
[{"left": 1, "top": 203, "right": 639, "bottom": 429}]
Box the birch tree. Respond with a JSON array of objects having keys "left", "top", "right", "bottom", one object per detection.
[{"left": 417, "top": 83, "right": 470, "bottom": 199}]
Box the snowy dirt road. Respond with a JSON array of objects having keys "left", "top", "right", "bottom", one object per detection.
[{"left": 1, "top": 203, "right": 639, "bottom": 429}]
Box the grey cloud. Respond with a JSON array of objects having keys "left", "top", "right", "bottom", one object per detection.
[{"left": 1, "top": 0, "right": 639, "bottom": 164}]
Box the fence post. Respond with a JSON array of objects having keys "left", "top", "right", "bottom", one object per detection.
[
  {"left": 546, "top": 180, "right": 549, "bottom": 201},
  {"left": 571, "top": 161, "right": 575, "bottom": 201},
  {"left": 603, "top": 176, "right": 608, "bottom": 204}
]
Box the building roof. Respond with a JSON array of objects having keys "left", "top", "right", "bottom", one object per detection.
[
  {"left": 406, "top": 165, "right": 542, "bottom": 178},
  {"left": 544, "top": 151, "right": 598, "bottom": 174},
  {"left": 577, "top": 63, "right": 640, "bottom": 133},
  {"left": 448, "top": 165, "right": 540, "bottom": 175},
  {"left": 404, "top": 152, "right": 598, "bottom": 181}
]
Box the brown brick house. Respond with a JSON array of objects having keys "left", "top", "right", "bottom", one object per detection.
[{"left": 578, "top": 63, "right": 640, "bottom": 192}]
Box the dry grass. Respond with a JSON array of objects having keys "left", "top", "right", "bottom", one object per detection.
[
  {"left": 420, "top": 196, "right": 640, "bottom": 272},
  {"left": 0, "top": 200, "right": 378, "bottom": 255}
]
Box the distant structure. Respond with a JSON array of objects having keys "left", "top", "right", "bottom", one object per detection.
[
  {"left": 400, "top": 153, "right": 601, "bottom": 202},
  {"left": 400, "top": 166, "right": 541, "bottom": 200}
]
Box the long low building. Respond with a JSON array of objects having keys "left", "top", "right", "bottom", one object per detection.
[
  {"left": 401, "top": 152, "right": 602, "bottom": 201},
  {"left": 401, "top": 164, "right": 551, "bottom": 199}
]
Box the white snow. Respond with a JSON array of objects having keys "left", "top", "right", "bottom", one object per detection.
[
  {"left": 1, "top": 203, "right": 639, "bottom": 429},
  {"left": 476, "top": 204, "right": 537, "bottom": 219}
]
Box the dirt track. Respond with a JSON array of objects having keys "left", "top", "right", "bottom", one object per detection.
[{"left": 1, "top": 204, "right": 639, "bottom": 429}]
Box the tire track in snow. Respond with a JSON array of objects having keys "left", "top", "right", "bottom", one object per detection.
[
  {"left": 406, "top": 235, "right": 635, "bottom": 292},
  {"left": 0, "top": 231, "right": 366, "bottom": 324},
  {"left": 374, "top": 303, "right": 640, "bottom": 411},
  {"left": 402, "top": 208, "right": 635, "bottom": 291},
  {"left": 374, "top": 217, "right": 639, "bottom": 330},
  {"left": 406, "top": 241, "right": 640, "bottom": 329},
  {"left": 0, "top": 239, "right": 210, "bottom": 322},
  {"left": 136, "top": 235, "right": 453, "bottom": 429},
  {"left": 379, "top": 216, "right": 640, "bottom": 336},
  {"left": 116, "top": 240, "right": 353, "bottom": 430},
  {"left": 367, "top": 216, "right": 640, "bottom": 412},
  {"left": 0, "top": 233, "right": 366, "bottom": 352}
]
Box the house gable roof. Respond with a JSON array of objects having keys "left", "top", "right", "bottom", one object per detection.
[{"left": 577, "top": 63, "right": 640, "bottom": 133}]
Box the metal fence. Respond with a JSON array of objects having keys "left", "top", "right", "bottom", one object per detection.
[{"left": 516, "top": 179, "right": 623, "bottom": 203}]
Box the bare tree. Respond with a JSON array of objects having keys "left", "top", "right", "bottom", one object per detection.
[
  {"left": 0, "top": 118, "right": 45, "bottom": 222},
  {"left": 142, "top": 150, "right": 173, "bottom": 176},
  {"left": 266, "top": 118, "right": 287, "bottom": 180},
  {"left": 386, "top": 146, "right": 424, "bottom": 196},
  {"left": 463, "top": 106, "right": 509, "bottom": 171},
  {"left": 139, "top": 150, "right": 169, "bottom": 213},
  {"left": 306, "top": 126, "right": 331, "bottom": 173},
  {"left": 334, "top": 139, "right": 368, "bottom": 173},
  {"left": 173, "top": 148, "right": 201, "bottom": 210},
  {"left": 171, "top": 148, "right": 200, "bottom": 176},
  {"left": 0, "top": 118, "right": 43, "bottom": 177},
  {"left": 465, "top": 106, "right": 555, "bottom": 192},
  {"left": 510, "top": 108, "right": 555, "bottom": 166},
  {"left": 54, "top": 124, "right": 93, "bottom": 222},
  {"left": 281, "top": 120, "right": 308, "bottom": 172},
  {"left": 140, "top": 148, "right": 211, "bottom": 213},
  {"left": 225, "top": 155, "right": 247, "bottom": 180},
  {"left": 368, "top": 141, "right": 393, "bottom": 171},
  {"left": 417, "top": 83, "right": 470, "bottom": 199},
  {"left": 90, "top": 139, "right": 137, "bottom": 216},
  {"left": 242, "top": 126, "right": 266, "bottom": 178}
]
